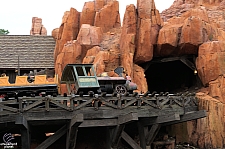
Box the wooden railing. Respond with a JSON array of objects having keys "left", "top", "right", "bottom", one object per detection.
[{"left": 0, "top": 91, "right": 197, "bottom": 115}]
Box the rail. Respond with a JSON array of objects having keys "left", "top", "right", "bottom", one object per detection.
[{"left": 0, "top": 91, "right": 197, "bottom": 115}]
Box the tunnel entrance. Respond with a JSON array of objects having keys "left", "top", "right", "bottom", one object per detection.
[{"left": 143, "top": 56, "right": 201, "bottom": 93}]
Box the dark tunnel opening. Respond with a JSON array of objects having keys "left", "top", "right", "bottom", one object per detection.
[{"left": 144, "top": 58, "right": 201, "bottom": 94}]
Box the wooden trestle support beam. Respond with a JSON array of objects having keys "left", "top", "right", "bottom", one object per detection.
[{"left": 0, "top": 92, "right": 207, "bottom": 149}]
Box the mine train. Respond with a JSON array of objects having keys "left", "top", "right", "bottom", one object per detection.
[{"left": 0, "top": 64, "right": 137, "bottom": 99}]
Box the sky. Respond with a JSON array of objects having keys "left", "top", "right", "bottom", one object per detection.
[{"left": 0, "top": 0, "right": 174, "bottom": 35}]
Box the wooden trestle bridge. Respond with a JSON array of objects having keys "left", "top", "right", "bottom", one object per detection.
[{"left": 0, "top": 92, "right": 207, "bottom": 149}]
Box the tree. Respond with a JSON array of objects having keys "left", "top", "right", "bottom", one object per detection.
[{"left": 0, "top": 29, "right": 9, "bottom": 35}]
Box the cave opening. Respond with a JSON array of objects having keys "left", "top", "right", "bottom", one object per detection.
[{"left": 143, "top": 56, "right": 202, "bottom": 94}]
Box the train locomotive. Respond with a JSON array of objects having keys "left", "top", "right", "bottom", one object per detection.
[
  {"left": 0, "top": 64, "right": 137, "bottom": 99},
  {"left": 60, "top": 64, "right": 137, "bottom": 96}
]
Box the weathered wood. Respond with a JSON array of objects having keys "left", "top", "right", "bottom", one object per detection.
[
  {"left": 138, "top": 122, "right": 147, "bottom": 149},
  {"left": 123, "top": 98, "right": 138, "bottom": 109},
  {"left": 141, "top": 113, "right": 180, "bottom": 126},
  {"left": 50, "top": 100, "right": 71, "bottom": 111},
  {"left": 111, "top": 125, "right": 125, "bottom": 148},
  {"left": 121, "top": 131, "right": 142, "bottom": 149},
  {"left": 106, "top": 127, "right": 114, "bottom": 149},
  {"left": 118, "top": 113, "right": 138, "bottom": 125},
  {"left": 157, "top": 113, "right": 180, "bottom": 123},
  {"left": 36, "top": 124, "right": 67, "bottom": 149},
  {"left": 66, "top": 114, "right": 83, "bottom": 149},
  {"left": 45, "top": 98, "right": 49, "bottom": 112},
  {"left": 180, "top": 57, "right": 196, "bottom": 71},
  {"left": 21, "top": 129, "right": 30, "bottom": 149},
  {"left": 163, "top": 110, "right": 207, "bottom": 126},
  {"left": 0, "top": 104, "right": 18, "bottom": 112},
  {"left": 23, "top": 100, "right": 43, "bottom": 111},
  {"left": 80, "top": 119, "right": 118, "bottom": 127},
  {"left": 74, "top": 98, "right": 93, "bottom": 110},
  {"left": 146, "top": 124, "right": 161, "bottom": 146},
  {"left": 15, "top": 116, "right": 28, "bottom": 129}
]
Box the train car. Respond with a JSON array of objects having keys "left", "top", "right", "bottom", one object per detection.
[
  {"left": 0, "top": 64, "right": 137, "bottom": 99},
  {"left": 60, "top": 64, "right": 137, "bottom": 95},
  {"left": 0, "top": 75, "right": 58, "bottom": 99}
]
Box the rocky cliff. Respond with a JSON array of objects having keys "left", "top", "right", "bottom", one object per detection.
[{"left": 52, "top": 0, "right": 225, "bottom": 148}]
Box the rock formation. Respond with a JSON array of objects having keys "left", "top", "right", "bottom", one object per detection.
[
  {"left": 30, "top": 17, "right": 47, "bottom": 35},
  {"left": 52, "top": 0, "right": 225, "bottom": 148}
]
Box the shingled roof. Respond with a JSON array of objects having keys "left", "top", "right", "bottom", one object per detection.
[{"left": 0, "top": 35, "right": 55, "bottom": 69}]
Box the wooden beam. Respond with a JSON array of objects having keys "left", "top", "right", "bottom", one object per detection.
[
  {"left": 36, "top": 124, "right": 67, "bottom": 149},
  {"left": 66, "top": 114, "right": 83, "bottom": 149},
  {"left": 137, "top": 122, "right": 147, "bottom": 149},
  {"left": 118, "top": 113, "right": 138, "bottom": 125},
  {"left": 111, "top": 125, "right": 125, "bottom": 148},
  {"left": 146, "top": 124, "right": 161, "bottom": 146},
  {"left": 163, "top": 110, "right": 207, "bottom": 126},
  {"left": 180, "top": 57, "right": 196, "bottom": 71},
  {"left": 21, "top": 129, "right": 30, "bottom": 149},
  {"left": 121, "top": 131, "right": 142, "bottom": 149},
  {"left": 141, "top": 113, "right": 180, "bottom": 126},
  {"left": 23, "top": 100, "right": 43, "bottom": 111},
  {"left": 106, "top": 127, "right": 114, "bottom": 149},
  {"left": 79, "top": 119, "right": 117, "bottom": 127},
  {"left": 15, "top": 116, "right": 28, "bottom": 129},
  {"left": 15, "top": 116, "right": 30, "bottom": 149}
]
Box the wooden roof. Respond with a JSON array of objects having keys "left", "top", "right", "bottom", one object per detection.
[{"left": 0, "top": 35, "right": 55, "bottom": 69}]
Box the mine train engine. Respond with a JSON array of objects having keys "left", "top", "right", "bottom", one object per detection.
[{"left": 61, "top": 64, "right": 137, "bottom": 96}]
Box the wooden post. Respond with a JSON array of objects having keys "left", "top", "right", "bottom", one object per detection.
[
  {"left": 36, "top": 125, "right": 67, "bottom": 149},
  {"left": 146, "top": 124, "right": 161, "bottom": 146},
  {"left": 138, "top": 122, "right": 147, "bottom": 149},
  {"left": 66, "top": 114, "right": 83, "bottom": 149},
  {"left": 15, "top": 116, "right": 30, "bottom": 149}
]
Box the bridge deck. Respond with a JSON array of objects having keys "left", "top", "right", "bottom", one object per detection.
[{"left": 0, "top": 92, "right": 207, "bottom": 149}]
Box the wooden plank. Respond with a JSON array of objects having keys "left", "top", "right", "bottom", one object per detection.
[
  {"left": 163, "top": 110, "right": 207, "bottom": 126},
  {"left": 121, "top": 131, "right": 142, "bottom": 149},
  {"left": 50, "top": 100, "right": 71, "bottom": 111},
  {"left": 137, "top": 122, "right": 147, "bottom": 149},
  {"left": 180, "top": 57, "right": 196, "bottom": 71},
  {"left": 146, "top": 124, "right": 161, "bottom": 146},
  {"left": 118, "top": 113, "right": 138, "bottom": 125},
  {"left": 111, "top": 125, "right": 125, "bottom": 148},
  {"left": 23, "top": 100, "right": 43, "bottom": 111},
  {"left": 36, "top": 124, "right": 67, "bottom": 149},
  {"left": 157, "top": 113, "right": 180, "bottom": 123},
  {"left": 21, "top": 129, "right": 30, "bottom": 149},
  {"left": 69, "top": 114, "right": 83, "bottom": 128},
  {"left": 141, "top": 113, "right": 180, "bottom": 126},
  {"left": 15, "top": 116, "right": 28, "bottom": 129},
  {"left": 74, "top": 98, "right": 93, "bottom": 110},
  {"left": 66, "top": 114, "right": 83, "bottom": 149},
  {"left": 0, "top": 104, "right": 18, "bottom": 113},
  {"left": 79, "top": 119, "right": 117, "bottom": 127}
]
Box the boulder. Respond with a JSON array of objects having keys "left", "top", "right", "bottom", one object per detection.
[
  {"left": 80, "top": 2, "right": 96, "bottom": 26},
  {"left": 77, "top": 24, "right": 103, "bottom": 47},
  {"left": 52, "top": 28, "right": 59, "bottom": 40},
  {"left": 54, "top": 8, "right": 80, "bottom": 61},
  {"left": 30, "top": 17, "right": 47, "bottom": 35},
  {"left": 196, "top": 41, "right": 225, "bottom": 86},
  {"left": 94, "top": 1, "right": 121, "bottom": 33},
  {"left": 120, "top": 4, "right": 137, "bottom": 78}
]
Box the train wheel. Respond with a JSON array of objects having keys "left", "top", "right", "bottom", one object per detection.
[{"left": 115, "top": 85, "right": 127, "bottom": 95}]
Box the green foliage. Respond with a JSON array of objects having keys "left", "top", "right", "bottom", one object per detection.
[{"left": 0, "top": 29, "right": 9, "bottom": 35}]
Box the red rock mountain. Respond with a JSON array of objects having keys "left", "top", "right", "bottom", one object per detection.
[{"left": 51, "top": 0, "right": 225, "bottom": 148}]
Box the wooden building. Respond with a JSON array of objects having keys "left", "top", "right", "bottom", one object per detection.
[{"left": 0, "top": 35, "right": 55, "bottom": 83}]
